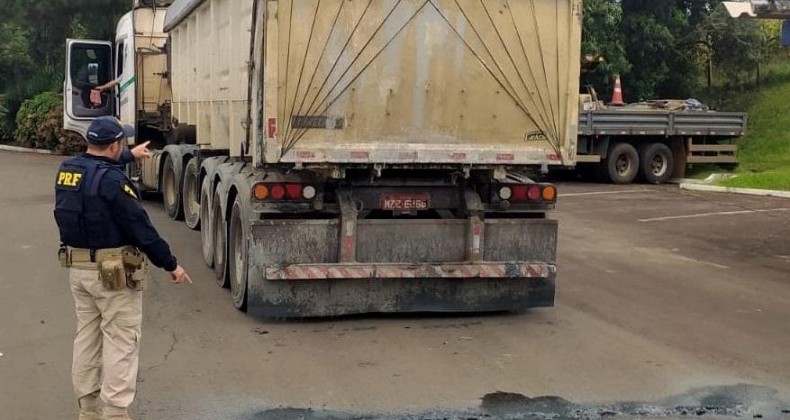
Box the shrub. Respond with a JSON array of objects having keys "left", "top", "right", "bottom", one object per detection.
[{"left": 15, "top": 91, "right": 84, "bottom": 154}]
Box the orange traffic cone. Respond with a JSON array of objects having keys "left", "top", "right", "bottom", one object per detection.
[{"left": 610, "top": 74, "right": 624, "bottom": 106}]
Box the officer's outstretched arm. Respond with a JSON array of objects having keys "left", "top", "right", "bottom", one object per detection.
[
  {"left": 119, "top": 149, "right": 135, "bottom": 165},
  {"left": 105, "top": 177, "right": 179, "bottom": 272},
  {"left": 118, "top": 142, "right": 152, "bottom": 165}
]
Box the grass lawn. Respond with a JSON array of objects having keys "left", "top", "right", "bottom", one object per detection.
[
  {"left": 719, "top": 167, "right": 790, "bottom": 190},
  {"left": 714, "top": 61, "right": 790, "bottom": 191}
]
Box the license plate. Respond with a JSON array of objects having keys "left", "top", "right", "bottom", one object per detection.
[{"left": 381, "top": 193, "right": 431, "bottom": 210}]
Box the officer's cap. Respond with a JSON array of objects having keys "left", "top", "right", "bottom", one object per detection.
[{"left": 86, "top": 116, "right": 135, "bottom": 146}]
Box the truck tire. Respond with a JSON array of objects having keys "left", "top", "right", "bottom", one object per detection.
[
  {"left": 638, "top": 142, "right": 674, "bottom": 184},
  {"left": 182, "top": 157, "right": 200, "bottom": 230},
  {"left": 603, "top": 142, "right": 639, "bottom": 184},
  {"left": 212, "top": 190, "right": 229, "bottom": 288},
  {"left": 162, "top": 155, "right": 183, "bottom": 220},
  {"left": 200, "top": 181, "right": 214, "bottom": 267},
  {"left": 228, "top": 194, "right": 248, "bottom": 311}
]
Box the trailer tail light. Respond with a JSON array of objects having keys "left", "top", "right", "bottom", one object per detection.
[
  {"left": 270, "top": 185, "right": 286, "bottom": 200},
  {"left": 252, "top": 182, "right": 320, "bottom": 202},
  {"left": 302, "top": 186, "right": 317, "bottom": 199},
  {"left": 512, "top": 185, "right": 528, "bottom": 201},
  {"left": 527, "top": 186, "right": 541, "bottom": 200},
  {"left": 498, "top": 183, "right": 557, "bottom": 204},
  {"left": 285, "top": 184, "right": 302, "bottom": 200},
  {"left": 253, "top": 184, "right": 269, "bottom": 200},
  {"left": 542, "top": 185, "right": 557, "bottom": 201}
]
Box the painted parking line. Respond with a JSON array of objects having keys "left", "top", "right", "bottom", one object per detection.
[
  {"left": 638, "top": 208, "right": 790, "bottom": 222},
  {"left": 674, "top": 255, "right": 731, "bottom": 270},
  {"left": 561, "top": 189, "right": 648, "bottom": 197}
]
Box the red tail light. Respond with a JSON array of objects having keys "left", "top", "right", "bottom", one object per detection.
[
  {"left": 270, "top": 185, "right": 286, "bottom": 200},
  {"left": 285, "top": 184, "right": 302, "bottom": 200},
  {"left": 512, "top": 185, "right": 528, "bottom": 201},
  {"left": 527, "top": 186, "right": 541, "bottom": 200}
]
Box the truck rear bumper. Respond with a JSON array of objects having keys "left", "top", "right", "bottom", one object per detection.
[
  {"left": 245, "top": 216, "right": 558, "bottom": 318},
  {"left": 247, "top": 272, "right": 556, "bottom": 318},
  {"left": 265, "top": 262, "right": 555, "bottom": 280}
]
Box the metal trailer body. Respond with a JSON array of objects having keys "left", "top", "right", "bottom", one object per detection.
[
  {"left": 165, "top": 0, "right": 582, "bottom": 168},
  {"left": 64, "top": 0, "right": 583, "bottom": 317}
]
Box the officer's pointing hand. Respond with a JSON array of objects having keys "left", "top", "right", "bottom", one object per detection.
[
  {"left": 169, "top": 265, "right": 193, "bottom": 284},
  {"left": 131, "top": 141, "right": 152, "bottom": 160}
]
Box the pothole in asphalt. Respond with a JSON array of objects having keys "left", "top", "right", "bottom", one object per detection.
[{"left": 247, "top": 384, "right": 790, "bottom": 420}]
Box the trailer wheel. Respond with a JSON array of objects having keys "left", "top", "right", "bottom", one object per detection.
[
  {"left": 228, "top": 194, "right": 248, "bottom": 311},
  {"left": 162, "top": 155, "right": 183, "bottom": 220},
  {"left": 604, "top": 142, "right": 639, "bottom": 184},
  {"left": 200, "top": 181, "right": 214, "bottom": 267},
  {"left": 182, "top": 158, "right": 201, "bottom": 230},
  {"left": 638, "top": 143, "right": 674, "bottom": 184},
  {"left": 212, "top": 189, "right": 229, "bottom": 288}
]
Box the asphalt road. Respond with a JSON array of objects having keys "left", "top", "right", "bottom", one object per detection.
[{"left": 1, "top": 151, "right": 789, "bottom": 420}]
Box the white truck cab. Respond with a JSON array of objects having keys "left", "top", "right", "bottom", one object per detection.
[{"left": 64, "top": 2, "right": 171, "bottom": 147}]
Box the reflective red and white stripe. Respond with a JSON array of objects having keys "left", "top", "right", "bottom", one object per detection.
[{"left": 266, "top": 263, "right": 555, "bottom": 280}]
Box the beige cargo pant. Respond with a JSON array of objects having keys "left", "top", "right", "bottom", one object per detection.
[{"left": 69, "top": 266, "right": 143, "bottom": 411}]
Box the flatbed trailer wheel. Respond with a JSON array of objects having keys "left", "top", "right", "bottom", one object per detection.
[
  {"left": 604, "top": 142, "right": 639, "bottom": 184},
  {"left": 228, "top": 195, "right": 248, "bottom": 311},
  {"left": 162, "top": 155, "right": 183, "bottom": 220},
  {"left": 638, "top": 142, "right": 674, "bottom": 184},
  {"left": 212, "top": 189, "right": 229, "bottom": 288},
  {"left": 182, "top": 157, "right": 201, "bottom": 229},
  {"left": 200, "top": 181, "right": 214, "bottom": 267}
]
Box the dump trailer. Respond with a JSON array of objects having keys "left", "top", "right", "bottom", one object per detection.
[
  {"left": 64, "top": 0, "right": 582, "bottom": 317},
  {"left": 573, "top": 95, "right": 747, "bottom": 184}
]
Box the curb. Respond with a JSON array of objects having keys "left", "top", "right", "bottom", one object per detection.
[
  {"left": 669, "top": 178, "right": 703, "bottom": 185},
  {"left": 680, "top": 182, "right": 790, "bottom": 199},
  {"left": 0, "top": 144, "right": 54, "bottom": 155}
]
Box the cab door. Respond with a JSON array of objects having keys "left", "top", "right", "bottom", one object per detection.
[{"left": 63, "top": 39, "right": 114, "bottom": 138}]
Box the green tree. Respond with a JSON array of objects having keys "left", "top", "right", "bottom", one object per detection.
[
  {"left": 0, "top": 23, "right": 34, "bottom": 92},
  {"left": 697, "top": 4, "right": 778, "bottom": 87},
  {"left": 620, "top": 0, "right": 703, "bottom": 100},
  {"left": 581, "top": 0, "right": 632, "bottom": 99}
]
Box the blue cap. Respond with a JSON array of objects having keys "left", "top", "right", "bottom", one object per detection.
[{"left": 86, "top": 116, "right": 135, "bottom": 145}]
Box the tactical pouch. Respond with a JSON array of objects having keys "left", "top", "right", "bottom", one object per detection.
[
  {"left": 99, "top": 259, "right": 127, "bottom": 291},
  {"left": 122, "top": 247, "right": 147, "bottom": 291}
]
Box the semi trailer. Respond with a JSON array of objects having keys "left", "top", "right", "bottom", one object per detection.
[{"left": 64, "top": 0, "right": 582, "bottom": 317}]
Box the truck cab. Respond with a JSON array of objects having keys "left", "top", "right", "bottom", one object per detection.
[{"left": 64, "top": 2, "right": 171, "bottom": 149}]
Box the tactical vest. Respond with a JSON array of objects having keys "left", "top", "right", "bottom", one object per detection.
[{"left": 54, "top": 156, "right": 126, "bottom": 249}]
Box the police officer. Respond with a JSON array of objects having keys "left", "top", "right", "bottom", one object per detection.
[{"left": 54, "top": 116, "right": 192, "bottom": 420}]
